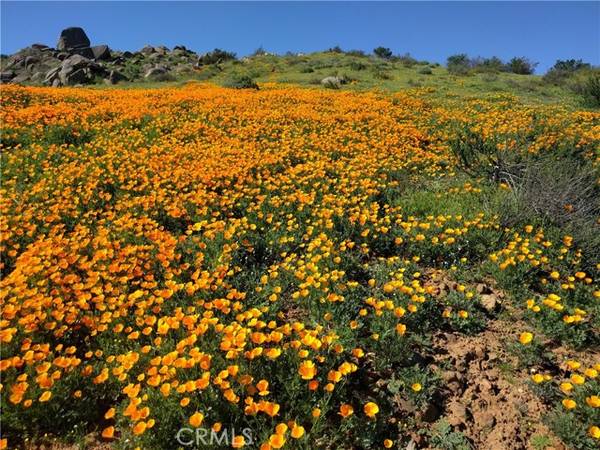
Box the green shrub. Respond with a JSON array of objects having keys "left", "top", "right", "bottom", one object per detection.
[
  {"left": 373, "top": 46, "right": 393, "bottom": 59},
  {"left": 418, "top": 66, "right": 433, "bottom": 75},
  {"left": 396, "top": 53, "right": 417, "bottom": 67},
  {"left": 197, "top": 48, "right": 236, "bottom": 65},
  {"left": 508, "top": 57, "right": 537, "bottom": 75},
  {"left": 346, "top": 49, "right": 367, "bottom": 57},
  {"left": 544, "top": 59, "right": 591, "bottom": 85},
  {"left": 447, "top": 54, "right": 471, "bottom": 75},
  {"left": 349, "top": 61, "right": 367, "bottom": 71},
  {"left": 573, "top": 70, "right": 600, "bottom": 107},
  {"left": 223, "top": 74, "right": 259, "bottom": 89},
  {"left": 372, "top": 67, "right": 392, "bottom": 80}
]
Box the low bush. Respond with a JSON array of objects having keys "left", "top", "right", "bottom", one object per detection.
[
  {"left": 373, "top": 46, "right": 393, "bottom": 60},
  {"left": 223, "top": 74, "right": 259, "bottom": 89},
  {"left": 572, "top": 70, "right": 600, "bottom": 107},
  {"left": 197, "top": 48, "right": 236, "bottom": 66}
]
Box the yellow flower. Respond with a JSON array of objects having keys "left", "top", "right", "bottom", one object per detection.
[
  {"left": 384, "top": 439, "right": 394, "bottom": 448},
  {"left": 298, "top": 360, "right": 317, "bottom": 380},
  {"left": 395, "top": 323, "right": 407, "bottom": 335},
  {"left": 232, "top": 435, "right": 245, "bottom": 448},
  {"left": 133, "top": 421, "right": 147, "bottom": 435},
  {"left": 519, "top": 332, "right": 533, "bottom": 345},
  {"left": 189, "top": 412, "right": 204, "bottom": 427},
  {"left": 562, "top": 398, "right": 576, "bottom": 410},
  {"left": 411, "top": 383, "right": 422, "bottom": 392},
  {"left": 291, "top": 424, "right": 305, "bottom": 439},
  {"left": 364, "top": 401, "right": 379, "bottom": 418},
  {"left": 275, "top": 423, "right": 288, "bottom": 435},
  {"left": 339, "top": 403, "right": 354, "bottom": 418},
  {"left": 586, "top": 395, "right": 600, "bottom": 408},
  {"left": 256, "top": 379, "right": 270, "bottom": 396},
  {"left": 269, "top": 434, "right": 285, "bottom": 449},
  {"left": 559, "top": 382, "right": 573, "bottom": 393},
  {"left": 531, "top": 374, "right": 544, "bottom": 384},
  {"left": 102, "top": 426, "right": 115, "bottom": 439},
  {"left": 571, "top": 374, "right": 585, "bottom": 385}
]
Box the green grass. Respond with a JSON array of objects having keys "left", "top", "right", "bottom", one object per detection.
[{"left": 96, "top": 51, "right": 586, "bottom": 107}]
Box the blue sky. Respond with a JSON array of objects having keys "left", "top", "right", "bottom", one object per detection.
[{"left": 1, "top": 2, "right": 598, "bottom": 72}]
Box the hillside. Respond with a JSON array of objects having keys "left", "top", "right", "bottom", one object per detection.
[{"left": 1, "top": 27, "right": 594, "bottom": 108}]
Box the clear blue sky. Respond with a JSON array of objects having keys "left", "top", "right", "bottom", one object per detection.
[{"left": 2, "top": 1, "right": 599, "bottom": 72}]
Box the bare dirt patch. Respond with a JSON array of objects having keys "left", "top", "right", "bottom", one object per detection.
[{"left": 432, "top": 318, "right": 564, "bottom": 450}]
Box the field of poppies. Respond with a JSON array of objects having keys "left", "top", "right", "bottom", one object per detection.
[{"left": 1, "top": 83, "right": 598, "bottom": 449}]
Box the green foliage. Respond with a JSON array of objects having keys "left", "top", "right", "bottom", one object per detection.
[
  {"left": 508, "top": 57, "right": 537, "bottom": 75},
  {"left": 197, "top": 48, "right": 237, "bottom": 65},
  {"left": 373, "top": 46, "right": 393, "bottom": 59},
  {"left": 447, "top": 54, "right": 471, "bottom": 75},
  {"left": 575, "top": 70, "right": 600, "bottom": 107},
  {"left": 222, "top": 74, "right": 259, "bottom": 89},
  {"left": 547, "top": 409, "right": 600, "bottom": 450},
  {"left": 429, "top": 419, "right": 472, "bottom": 450}
]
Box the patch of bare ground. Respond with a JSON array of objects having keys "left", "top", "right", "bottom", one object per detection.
[
  {"left": 419, "top": 270, "right": 566, "bottom": 450},
  {"left": 430, "top": 322, "right": 563, "bottom": 450}
]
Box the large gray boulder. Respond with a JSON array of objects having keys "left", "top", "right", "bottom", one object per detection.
[
  {"left": 140, "top": 45, "right": 156, "bottom": 55},
  {"left": 1, "top": 71, "right": 15, "bottom": 83},
  {"left": 144, "top": 66, "right": 168, "bottom": 79},
  {"left": 105, "top": 70, "right": 127, "bottom": 85},
  {"left": 12, "top": 73, "right": 31, "bottom": 83},
  {"left": 44, "top": 67, "right": 61, "bottom": 85},
  {"left": 62, "top": 54, "right": 94, "bottom": 71},
  {"left": 91, "top": 45, "right": 111, "bottom": 60},
  {"left": 70, "top": 47, "right": 95, "bottom": 59},
  {"left": 57, "top": 27, "right": 90, "bottom": 51},
  {"left": 321, "top": 76, "right": 347, "bottom": 89},
  {"left": 60, "top": 68, "right": 88, "bottom": 85}
]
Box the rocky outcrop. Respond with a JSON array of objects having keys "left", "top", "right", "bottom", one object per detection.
[
  {"left": 57, "top": 27, "right": 91, "bottom": 51},
  {"left": 91, "top": 45, "right": 111, "bottom": 60},
  {"left": 1, "top": 26, "right": 204, "bottom": 87}
]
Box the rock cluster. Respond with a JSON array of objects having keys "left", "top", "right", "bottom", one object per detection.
[{"left": 1, "top": 27, "right": 201, "bottom": 86}]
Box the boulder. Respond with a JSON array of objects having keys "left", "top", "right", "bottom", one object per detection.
[
  {"left": 140, "top": 45, "right": 156, "bottom": 55},
  {"left": 57, "top": 27, "right": 91, "bottom": 51},
  {"left": 30, "top": 72, "right": 45, "bottom": 83},
  {"left": 44, "top": 66, "right": 61, "bottom": 84},
  {"left": 0, "top": 71, "right": 15, "bottom": 82},
  {"left": 24, "top": 56, "right": 39, "bottom": 69},
  {"left": 31, "top": 43, "right": 49, "bottom": 50},
  {"left": 321, "top": 76, "right": 346, "bottom": 89},
  {"left": 91, "top": 45, "right": 111, "bottom": 60},
  {"left": 70, "top": 47, "right": 95, "bottom": 59},
  {"left": 105, "top": 70, "right": 127, "bottom": 85},
  {"left": 62, "top": 54, "right": 94, "bottom": 71},
  {"left": 60, "top": 67, "right": 89, "bottom": 85},
  {"left": 144, "top": 66, "right": 168, "bottom": 79},
  {"left": 11, "top": 73, "right": 31, "bottom": 83}
]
